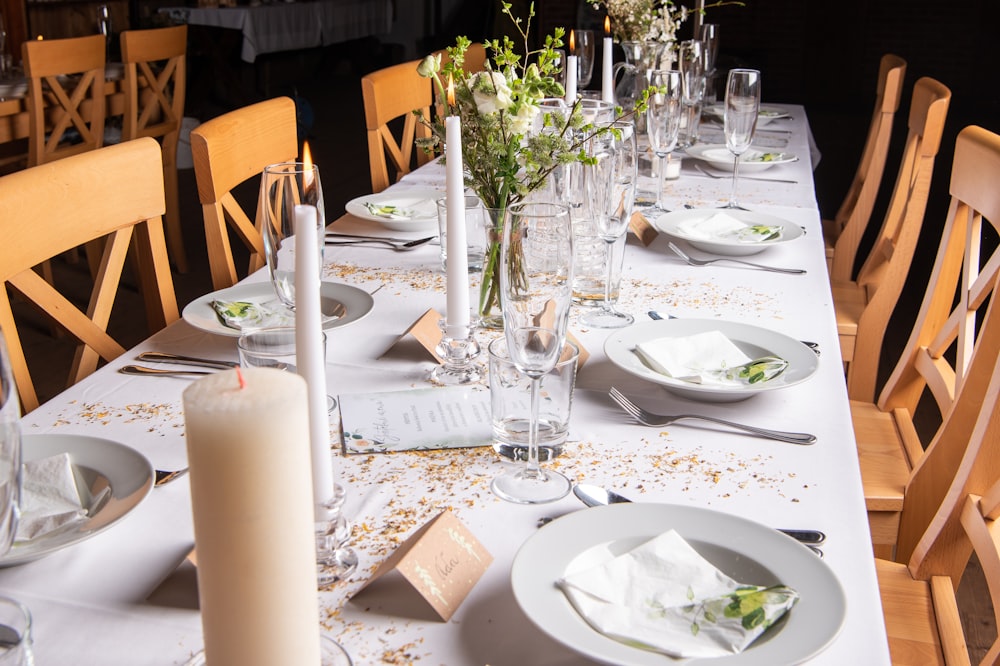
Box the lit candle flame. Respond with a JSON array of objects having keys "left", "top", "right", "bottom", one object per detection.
[
  {"left": 302, "top": 141, "right": 314, "bottom": 192},
  {"left": 604, "top": 16, "right": 610, "bottom": 36},
  {"left": 447, "top": 74, "right": 455, "bottom": 107},
  {"left": 569, "top": 30, "right": 575, "bottom": 54}
]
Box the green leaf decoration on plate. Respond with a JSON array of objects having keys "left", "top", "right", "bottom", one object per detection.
[
  {"left": 718, "top": 356, "right": 789, "bottom": 384},
  {"left": 211, "top": 300, "right": 265, "bottom": 329}
]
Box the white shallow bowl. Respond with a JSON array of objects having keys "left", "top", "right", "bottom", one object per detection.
[
  {"left": 512, "top": 502, "right": 846, "bottom": 666},
  {"left": 1, "top": 434, "right": 153, "bottom": 566},
  {"left": 604, "top": 319, "right": 819, "bottom": 402},
  {"left": 653, "top": 208, "right": 803, "bottom": 256},
  {"left": 686, "top": 144, "right": 798, "bottom": 172},
  {"left": 182, "top": 281, "right": 374, "bottom": 337},
  {"left": 344, "top": 188, "right": 443, "bottom": 232}
]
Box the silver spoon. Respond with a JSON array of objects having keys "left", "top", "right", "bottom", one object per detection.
[
  {"left": 668, "top": 242, "right": 806, "bottom": 275},
  {"left": 119, "top": 365, "right": 212, "bottom": 377}
]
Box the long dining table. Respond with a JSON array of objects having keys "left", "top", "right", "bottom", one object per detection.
[{"left": 0, "top": 103, "right": 891, "bottom": 664}]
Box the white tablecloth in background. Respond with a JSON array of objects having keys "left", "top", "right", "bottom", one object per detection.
[{"left": 1, "top": 104, "right": 890, "bottom": 664}]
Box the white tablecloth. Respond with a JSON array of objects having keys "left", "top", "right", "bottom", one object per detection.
[
  {"left": 2, "top": 104, "right": 891, "bottom": 664},
  {"left": 162, "top": 0, "right": 393, "bottom": 63}
]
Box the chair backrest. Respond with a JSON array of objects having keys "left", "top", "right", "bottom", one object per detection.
[
  {"left": 844, "top": 76, "right": 951, "bottom": 401},
  {"left": 828, "top": 54, "right": 906, "bottom": 281},
  {"left": 436, "top": 42, "right": 488, "bottom": 75},
  {"left": 361, "top": 58, "right": 433, "bottom": 194},
  {"left": 120, "top": 24, "right": 189, "bottom": 273},
  {"left": 956, "top": 489, "right": 1000, "bottom": 663},
  {"left": 22, "top": 34, "right": 106, "bottom": 167},
  {"left": 190, "top": 96, "right": 299, "bottom": 291},
  {"left": 0, "top": 137, "right": 179, "bottom": 411},
  {"left": 870, "top": 126, "right": 1000, "bottom": 583}
]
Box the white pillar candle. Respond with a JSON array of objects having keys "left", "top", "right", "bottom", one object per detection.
[
  {"left": 444, "top": 113, "right": 470, "bottom": 334},
  {"left": 565, "top": 55, "right": 578, "bottom": 104},
  {"left": 294, "top": 204, "right": 334, "bottom": 508},
  {"left": 184, "top": 368, "right": 321, "bottom": 665},
  {"left": 602, "top": 18, "right": 614, "bottom": 105}
]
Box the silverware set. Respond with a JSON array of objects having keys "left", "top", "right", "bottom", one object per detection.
[{"left": 119, "top": 352, "right": 238, "bottom": 378}]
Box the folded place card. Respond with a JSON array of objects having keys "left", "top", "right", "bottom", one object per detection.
[
  {"left": 340, "top": 386, "right": 492, "bottom": 453},
  {"left": 353, "top": 509, "right": 492, "bottom": 621},
  {"left": 382, "top": 308, "right": 443, "bottom": 362},
  {"left": 629, "top": 210, "right": 658, "bottom": 246}
]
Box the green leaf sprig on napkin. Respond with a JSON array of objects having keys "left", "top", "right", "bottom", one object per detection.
[{"left": 364, "top": 202, "right": 411, "bottom": 220}]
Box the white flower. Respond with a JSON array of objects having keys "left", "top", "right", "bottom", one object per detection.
[
  {"left": 471, "top": 71, "right": 514, "bottom": 115},
  {"left": 508, "top": 102, "right": 539, "bottom": 135}
]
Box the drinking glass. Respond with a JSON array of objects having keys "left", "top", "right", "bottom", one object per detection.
[
  {"left": 0, "top": 329, "right": 21, "bottom": 558},
  {"left": 699, "top": 24, "right": 720, "bottom": 102},
  {"left": 260, "top": 162, "right": 325, "bottom": 310},
  {"left": 572, "top": 29, "right": 595, "bottom": 88},
  {"left": 723, "top": 69, "right": 761, "bottom": 210},
  {"left": 677, "top": 40, "right": 706, "bottom": 149},
  {"left": 644, "top": 70, "right": 682, "bottom": 216},
  {"left": 237, "top": 327, "right": 336, "bottom": 412},
  {"left": 581, "top": 121, "right": 638, "bottom": 329},
  {"left": 492, "top": 202, "right": 574, "bottom": 504}
]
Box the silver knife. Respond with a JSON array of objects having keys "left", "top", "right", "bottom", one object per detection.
[
  {"left": 136, "top": 351, "right": 239, "bottom": 369},
  {"left": 572, "top": 483, "right": 826, "bottom": 546}
]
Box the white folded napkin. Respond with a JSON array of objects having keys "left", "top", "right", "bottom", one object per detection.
[
  {"left": 16, "top": 453, "right": 89, "bottom": 542},
  {"left": 634, "top": 330, "right": 751, "bottom": 385},
  {"left": 558, "top": 529, "right": 799, "bottom": 658},
  {"left": 677, "top": 212, "right": 782, "bottom": 243}
]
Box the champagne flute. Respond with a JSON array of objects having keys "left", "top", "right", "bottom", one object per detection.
[
  {"left": 723, "top": 69, "right": 761, "bottom": 210},
  {"left": 581, "top": 121, "right": 638, "bottom": 329},
  {"left": 492, "top": 202, "right": 574, "bottom": 504},
  {"left": 260, "top": 162, "right": 325, "bottom": 310},
  {"left": 572, "top": 29, "right": 595, "bottom": 88},
  {"left": 677, "top": 40, "right": 706, "bottom": 149},
  {"left": 644, "top": 70, "right": 682, "bottom": 216},
  {"left": 699, "top": 24, "right": 720, "bottom": 102}
]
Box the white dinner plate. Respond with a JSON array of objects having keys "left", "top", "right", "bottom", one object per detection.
[
  {"left": 604, "top": 319, "right": 819, "bottom": 402},
  {"left": 182, "top": 281, "right": 374, "bottom": 337},
  {"left": 703, "top": 104, "right": 791, "bottom": 127},
  {"left": 685, "top": 144, "right": 798, "bottom": 173},
  {"left": 0, "top": 434, "right": 153, "bottom": 567},
  {"left": 344, "top": 188, "right": 443, "bottom": 232},
  {"left": 653, "top": 208, "right": 803, "bottom": 256},
  {"left": 511, "top": 503, "right": 846, "bottom": 666}
]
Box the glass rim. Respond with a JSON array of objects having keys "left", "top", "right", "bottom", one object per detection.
[
  {"left": 262, "top": 161, "right": 318, "bottom": 176},
  {"left": 506, "top": 201, "right": 571, "bottom": 217}
]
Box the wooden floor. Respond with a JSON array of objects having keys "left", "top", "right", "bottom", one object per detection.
[{"left": 10, "top": 42, "right": 996, "bottom": 662}]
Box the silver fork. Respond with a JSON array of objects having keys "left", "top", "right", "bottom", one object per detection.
[
  {"left": 693, "top": 162, "right": 798, "bottom": 184},
  {"left": 668, "top": 242, "right": 806, "bottom": 275},
  {"left": 608, "top": 387, "right": 816, "bottom": 444},
  {"left": 324, "top": 236, "right": 435, "bottom": 251}
]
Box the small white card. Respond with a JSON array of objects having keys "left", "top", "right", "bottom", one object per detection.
[{"left": 340, "top": 386, "right": 492, "bottom": 453}]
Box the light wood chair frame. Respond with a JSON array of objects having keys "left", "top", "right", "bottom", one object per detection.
[
  {"left": 823, "top": 54, "right": 906, "bottom": 280},
  {"left": 190, "top": 96, "right": 299, "bottom": 291},
  {"left": 833, "top": 76, "right": 951, "bottom": 403},
  {"left": 851, "top": 126, "right": 1000, "bottom": 562},
  {"left": 22, "top": 34, "right": 106, "bottom": 167},
  {"left": 0, "top": 137, "right": 179, "bottom": 412},
  {"left": 361, "top": 58, "right": 432, "bottom": 194},
  {"left": 121, "top": 24, "right": 189, "bottom": 274}
]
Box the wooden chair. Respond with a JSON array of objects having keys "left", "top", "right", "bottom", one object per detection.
[
  {"left": 823, "top": 54, "right": 906, "bottom": 280},
  {"left": 832, "top": 76, "right": 951, "bottom": 402},
  {"left": 361, "top": 58, "right": 432, "bottom": 194},
  {"left": 121, "top": 25, "right": 189, "bottom": 274},
  {"left": 22, "top": 34, "right": 106, "bottom": 167},
  {"left": 0, "top": 137, "right": 179, "bottom": 412},
  {"left": 850, "top": 125, "right": 1000, "bottom": 561},
  {"left": 190, "top": 96, "right": 298, "bottom": 291},
  {"left": 436, "top": 42, "right": 488, "bottom": 75}
]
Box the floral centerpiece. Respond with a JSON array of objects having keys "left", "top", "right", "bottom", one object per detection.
[
  {"left": 590, "top": 0, "right": 742, "bottom": 44},
  {"left": 416, "top": 2, "right": 648, "bottom": 327}
]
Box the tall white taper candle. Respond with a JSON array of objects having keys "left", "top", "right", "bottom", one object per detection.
[
  {"left": 444, "top": 104, "right": 470, "bottom": 334},
  {"left": 602, "top": 17, "right": 614, "bottom": 104},
  {"left": 294, "top": 204, "right": 334, "bottom": 508},
  {"left": 566, "top": 55, "right": 578, "bottom": 104}
]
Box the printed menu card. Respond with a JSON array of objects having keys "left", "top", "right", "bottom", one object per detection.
[{"left": 340, "top": 386, "right": 492, "bottom": 453}]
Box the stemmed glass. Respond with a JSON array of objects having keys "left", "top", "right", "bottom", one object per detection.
[
  {"left": 572, "top": 29, "right": 595, "bottom": 88},
  {"left": 581, "top": 121, "right": 638, "bottom": 329},
  {"left": 260, "top": 162, "right": 325, "bottom": 310},
  {"left": 677, "top": 40, "right": 706, "bottom": 149},
  {"left": 723, "top": 68, "right": 761, "bottom": 210},
  {"left": 644, "top": 70, "right": 682, "bottom": 216},
  {"left": 699, "top": 24, "right": 720, "bottom": 102},
  {"left": 492, "top": 202, "right": 574, "bottom": 504}
]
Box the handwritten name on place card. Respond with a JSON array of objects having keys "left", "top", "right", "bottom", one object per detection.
[{"left": 353, "top": 509, "right": 492, "bottom": 621}]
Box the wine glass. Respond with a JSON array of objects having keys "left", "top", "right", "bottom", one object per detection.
[
  {"left": 492, "top": 202, "right": 574, "bottom": 504},
  {"left": 644, "top": 69, "right": 682, "bottom": 216},
  {"left": 677, "top": 40, "right": 706, "bottom": 149},
  {"left": 572, "top": 29, "right": 595, "bottom": 88},
  {"left": 581, "top": 121, "right": 638, "bottom": 329},
  {"left": 260, "top": 162, "right": 325, "bottom": 310},
  {"left": 699, "top": 24, "right": 720, "bottom": 102},
  {"left": 723, "top": 69, "right": 761, "bottom": 210}
]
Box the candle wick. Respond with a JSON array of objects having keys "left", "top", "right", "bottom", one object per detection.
[{"left": 235, "top": 367, "right": 247, "bottom": 389}]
